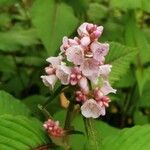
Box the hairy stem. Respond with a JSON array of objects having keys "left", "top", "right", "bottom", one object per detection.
[
  {"left": 83, "top": 118, "right": 100, "bottom": 150},
  {"left": 63, "top": 101, "right": 75, "bottom": 150}
]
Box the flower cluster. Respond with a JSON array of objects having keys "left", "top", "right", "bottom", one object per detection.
[
  {"left": 41, "top": 22, "right": 116, "bottom": 119},
  {"left": 43, "top": 119, "right": 64, "bottom": 137}
]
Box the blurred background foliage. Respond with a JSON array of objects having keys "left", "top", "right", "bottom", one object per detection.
[{"left": 0, "top": 0, "right": 149, "bottom": 141}]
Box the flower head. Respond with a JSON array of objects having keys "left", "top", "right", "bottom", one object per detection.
[
  {"left": 41, "top": 22, "right": 116, "bottom": 119},
  {"left": 43, "top": 119, "right": 64, "bottom": 137},
  {"left": 81, "top": 99, "right": 105, "bottom": 118}
]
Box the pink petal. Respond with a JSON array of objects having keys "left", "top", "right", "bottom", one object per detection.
[
  {"left": 80, "top": 58, "right": 99, "bottom": 82},
  {"left": 41, "top": 75, "right": 57, "bottom": 89},
  {"left": 60, "top": 36, "right": 69, "bottom": 52},
  {"left": 99, "top": 65, "right": 112, "bottom": 78},
  {"left": 99, "top": 106, "right": 106, "bottom": 116},
  {"left": 78, "top": 77, "right": 89, "bottom": 94},
  {"left": 77, "top": 22, "right": 89, "bottom": 37},
  {"left": 66, "top": 45, "right": 84, "bottom": 65},
  {"left": 56, "top": 65, "right": 71, "bottom": 85},
  {"left": 101, "top": 81, "right": 117, "bottom": 95},
  {"left": 80, "top": 36, "right": 91, "bottom": 47},
  {"left": 90, "top": 42, "right": 109, "bottom": 62},
  {"left": 81, "top": 99, "right": 101, "bottom": 118},
  {"left": 46, "top": 56, "right": 62, "bottom": 68}
]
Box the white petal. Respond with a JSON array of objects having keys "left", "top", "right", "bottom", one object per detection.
[
  {"left": 99, "top": 65, "right": 112, "bottom": 77},
  {"left": 46, "top": 56, "right": 62, "bottom": 68},
  {"left": 90, "top": 42, "right": 109, "bottom": 62},
  {"left": 56, "top": 65, "right": 71, "bottom": 85},
  {"left": 81, "top": 99, "right": 101, "bottom": 118},
  {"left": 66, "top": 45, "right": 84, "bottom": 65},
  {"left": 41, "top": 75, "right": 57, "bottom": 89},
  {"left": 80, "top": 58, "right": 99, "bottom": 81},
  {"left": 101, "top": 81, "right": 116, "bottom": 95}
]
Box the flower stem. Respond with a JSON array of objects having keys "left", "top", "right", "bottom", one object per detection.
[
  {"left": 63, "top": 101, "right": 75, "bottom": 150},
  {"left": 83, "top": 118, "right": 100, "bottom": 150}
]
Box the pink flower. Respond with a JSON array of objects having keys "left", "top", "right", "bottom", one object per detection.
[
  {"left": 80, "top": 58, "right": 100, "bottom": 82},
  {"left": 97, "top": 96, "right": 110, "bottom": 107},
  {"left": 78, "top": 77, "right": 89, "bottom": 94},
  {"left": 81, "top": 99, "right": 105, "bottom": 118},
  {"left": 90, "top": 42, "right": 109, "bottom": 63},
  {"left": 75, "top": 90, "right": 87, "bottom": 102},
  {"left": 41, "top": 75, "right": 57, "bottom": 89},
  {"left": 56, "top": 65, "right": 71, "bottom": 85},
  {"left": 99, "top": 64, "right": 112, "bottom": 79},
  {"left": 80, "top": 36, "right": 91, "bottom": 47},
  {"left": 43, "top": 119, "right": 64, "bottom": 137},
  {"left": 101, "top": 80, "right": 116, "bottom": 95},
  {"left": 45, "top": 66, "right": 55, "bottom": 75},
  {"left": 66, "top": 45, "right": 84, "bottom": 65},
  {"left": 46, "top": 56, "right": 62, "bottom": 68},
  {"left": 94, "top": 87, "right": 104, "bottom": 101},
  {"left": 60, "top": 36, "right": 79, "bottom": 52},
  {"left": 77, "top": 22, "right": 103, "bottom": 40},
  {"left": 70, "top": 67, "right": 82, "bottom": 85}
]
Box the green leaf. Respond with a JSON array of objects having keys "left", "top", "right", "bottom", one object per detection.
[
  {"left": 141, "top": 0, "right": 150, "bottom": 12},
  {"left": 139, "top": 79, "right": 150, "bottom": 107},
  {"left": 31, "top": 0, "right": 78, "bottom": 55},
  {"left": 87, "top": 3, "right": 108, "bottom": 23},
  {"left": 54, "top": 110, "right": 119, "bottom": 150},
  {"left": 0, "top": 28, "right": 39, "bottom": 52},
  {"left": 110, "top": 0, "right": 142, "bottom": 10},
  {"left": 0, "top": 91, "right": 31, "bottom": 116},
  {"left": 134, "top": 110, "right": 149, "bottom": 125},
  {"left": 124, "top": 16, "right": 150, "bottom": 64},
  {"left": 106, "top": 42, "right": 137, "bottom": 85},
  {"left": 114, "top": 68, "right": 136, "bottom": 88},
  {"left": 0, "top": 114, "right": 49, "bottom": 150},
  {"left": 102, "top": 125, "right": 150, "bottom": 150},
  {"left": 135, "top": 69, "right": 147, "bottom": 96},
  {"left": 0, "top": 56, "right": 16, "bottom": 74},
  {"left": 0, "top": 0, "right": 18, "bottom": 5}
]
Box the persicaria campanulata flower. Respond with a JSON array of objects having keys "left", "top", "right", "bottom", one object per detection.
[
  {"left": 43, "top": 119, "right": 64, "bottom": 137},
  {"left": 41, "top": 22, "right": 116, "bottom": 119}
]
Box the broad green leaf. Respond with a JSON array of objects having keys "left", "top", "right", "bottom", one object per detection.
[
  {"left": 134, "top": 110, "right": 149, "bottom": 125},
  {"left": 23, "top": 95, "right": 62, "bottom": 120},
  {"left": 54, "top": 110, "right": 119, "bottom": 150},
  {"left": 114, "top": 68, "right": 135, "bottom": 88},
  {"left": 0, "top": 91, "right": 31, "bottom": 116},
  {"left": 102, "top": 125, "right": 150, "bottom": 150},
  {"left": 135, "top": 69, "right": 147, "bottom": 96},
  {"left": 87, "top": 3, "right": 108, "bottom": 23},
  {"left": 125, "top": 16, "right": 150, "bottom": 64},
  {"left": 141, "top": 0, "right": 150, "bottom": 12},
  {"left": 106, "top": 42, "right": 137, "bottom": 85},
  {"left": 31, "top": 0, "right": 78, "bottom": 55},
  {"left": 66, "top": 0, "right": 88, "bottom": 17},
  {"left": 0, "top": 28, "right": 39, "bottom": 52},
  {"left": 0, "top": 115, "right": 49, "bottom": 150},
  {"left": 139, "top": 80, "right": 150, "bottom": 107}
]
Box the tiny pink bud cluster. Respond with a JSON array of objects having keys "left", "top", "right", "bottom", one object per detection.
[
  {"left": 43, "top": 119, "right": 64, "bottom": 137},
  {"left": 41, "top": 22, "right": 116, "bottom": 119}
]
